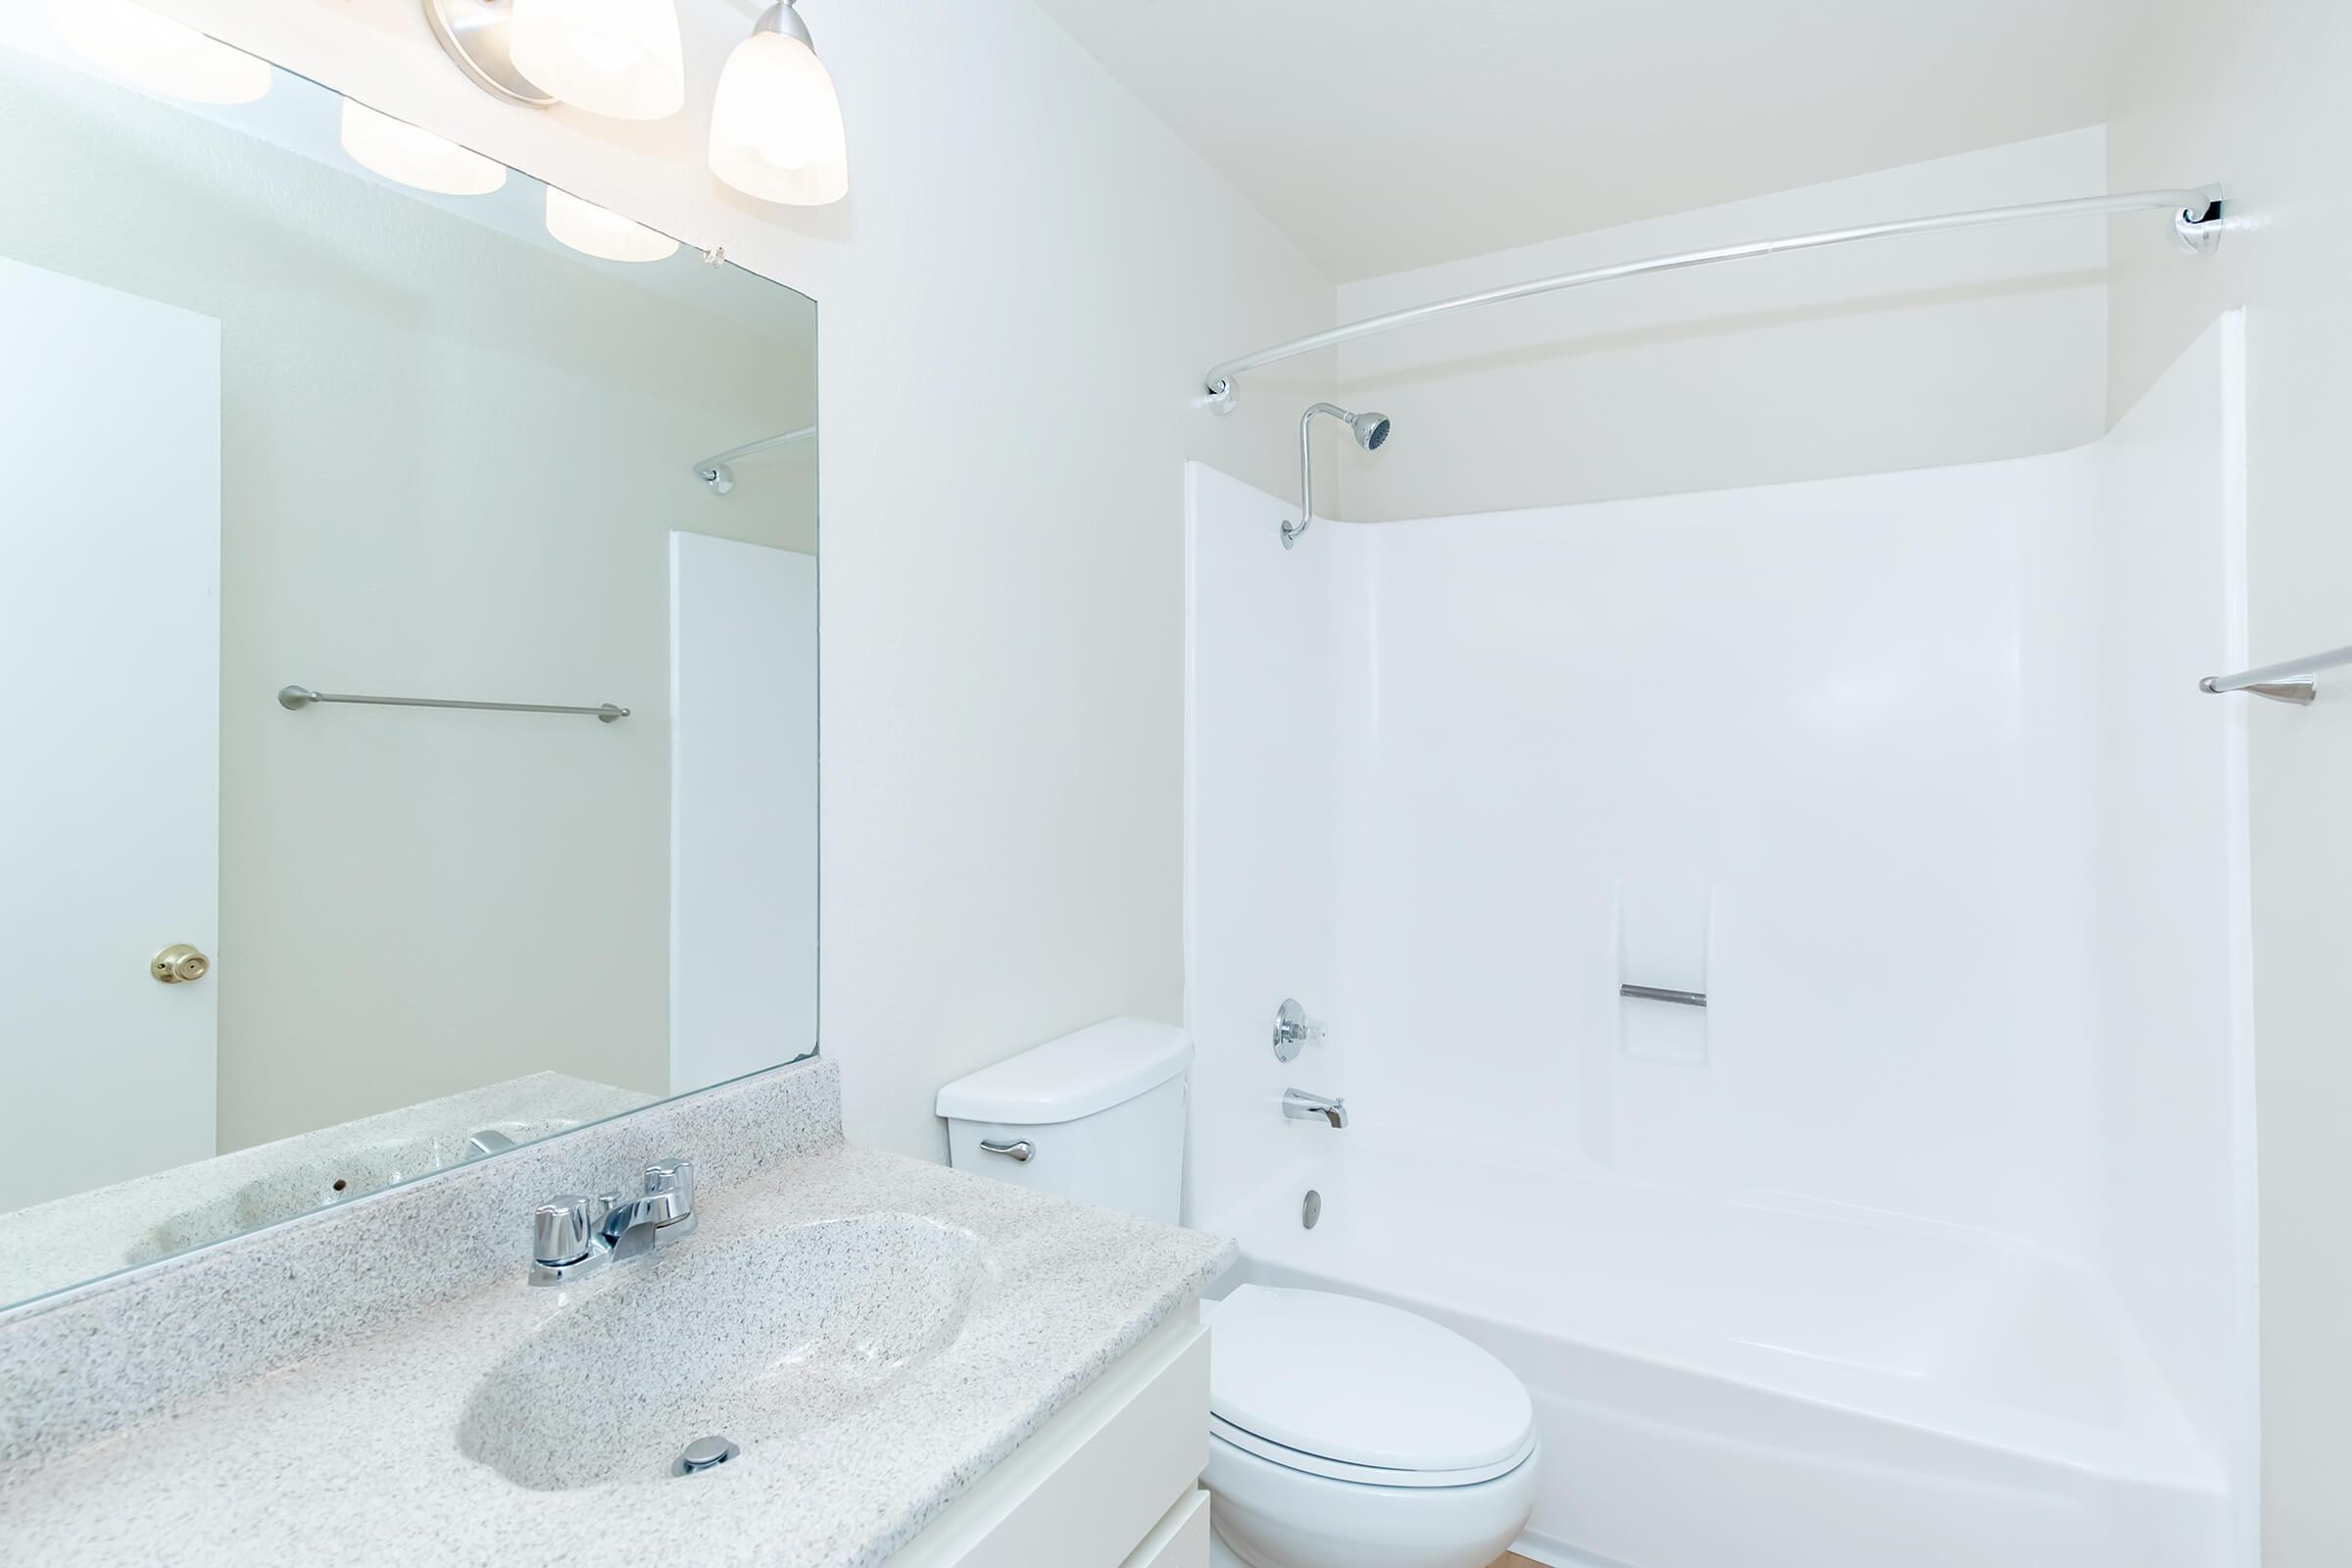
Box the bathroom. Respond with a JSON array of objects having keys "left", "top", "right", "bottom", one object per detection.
[{"left": 0, "top": 1, "right": 2341, "bottom": 1565}]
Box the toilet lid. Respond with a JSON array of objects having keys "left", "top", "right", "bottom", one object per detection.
[{"left": 1206, "top": 1286, "right": 1534, "bottom": 1475}]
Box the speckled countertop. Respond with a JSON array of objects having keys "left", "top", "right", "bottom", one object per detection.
[{"left": 0, "top": 1137, "right": 1233, "bottom": 1567}]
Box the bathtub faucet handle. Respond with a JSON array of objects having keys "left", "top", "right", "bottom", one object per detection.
[{"left": 1273, "top": 999, "right": 1328, "bottom": 1063}]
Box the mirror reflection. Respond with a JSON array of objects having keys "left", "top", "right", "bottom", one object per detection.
[{"left": 0, "top": 38, "right": 818, "bottom": 1309}]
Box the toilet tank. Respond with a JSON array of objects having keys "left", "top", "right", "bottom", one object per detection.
[{"left": 935, "top": 1017, "right": 1191, "bottom": 1223}]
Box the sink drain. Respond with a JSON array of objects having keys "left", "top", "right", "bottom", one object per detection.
[{"left": 673, "top": 1435, "right": 741, "bottom": 1477}]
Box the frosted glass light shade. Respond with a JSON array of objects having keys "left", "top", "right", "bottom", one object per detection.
[
  {"left": 544, "top": 187, "right": 679, "bottom": 264},
  {"left": 339, "top": 99, "right": 507, "bottom": 197},
  {"left": 509, "top": 0, "right": 684, "bottom": 122},
  {"left": 51, "top": 0, "right": 270, "bottom": 104},
  {"left": 709, "top": 26, "right": 848, "bottom": 206}
]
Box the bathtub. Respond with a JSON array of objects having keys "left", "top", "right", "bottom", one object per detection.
[{"left": 1201, "top": 1130, "right": 2228, "bottom": 1568}]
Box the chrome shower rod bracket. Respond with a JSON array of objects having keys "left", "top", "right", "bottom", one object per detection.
[
  {"left": 691, "top": 423, "right": 816, "bottom": 496},
  {"left": 2200, "top": 640, "right": 2352, "bottom": 707},
  {"left": 2175, "top": 185, "right": 2227, "bottom": 255},
  {"left": 1201, "top": 186, "right": 2226, "bottom": 402}
]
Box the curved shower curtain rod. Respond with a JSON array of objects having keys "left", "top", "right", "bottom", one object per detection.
[{"left": 1201, "top": 185, "right": 2225, "bottom": 402}]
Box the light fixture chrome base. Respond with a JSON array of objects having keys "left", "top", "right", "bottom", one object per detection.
[
  {"left": 755, "top": 0, "right": 816, "bottom": 49},
  {"left": 422, "top": 0, "right": 556, "bottom": 109},
  {"left": 2175, "top": 185, "right": 2226, "bottom": 255}
]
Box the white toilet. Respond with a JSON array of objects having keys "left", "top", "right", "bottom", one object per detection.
[{"left": 939, "top": 1019, "right": 1541, "bottom": 1568}]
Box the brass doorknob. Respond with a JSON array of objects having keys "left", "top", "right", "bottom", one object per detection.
[{"left": 151, "top": 944, "right": 211, "bottom": 984}]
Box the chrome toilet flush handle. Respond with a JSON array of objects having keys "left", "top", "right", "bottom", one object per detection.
[{"left": 978, "top": 1138, "right": 1034, "bottom": 1163}]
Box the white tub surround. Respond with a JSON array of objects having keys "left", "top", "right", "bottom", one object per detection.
[
  {"left": 0, "top": 1058, "right": 1234, "bottom": 1564},
  {"left": 1184, "top": 318, "right": 2254, "bottom": 1567}
]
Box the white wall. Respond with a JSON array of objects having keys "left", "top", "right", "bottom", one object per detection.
[
  {"left": 2107, "top": 7, "right": 2352, "bottom": 1562},
  {"left": 1331, "top": 129, "right": 2110, "bottom": 522},
  {"left": 0, "top": 46, "right": 813, "bottom": 1151},
  {"left": 117, "top": 0, "right": 1338, "bottom": 1161}
]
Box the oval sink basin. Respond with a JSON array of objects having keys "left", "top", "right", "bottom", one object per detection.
[{"left": 458, "top": 1215, "right": 989, "bottom": 1491}]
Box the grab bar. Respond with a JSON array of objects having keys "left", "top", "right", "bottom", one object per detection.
[
  {"left": 278, "top": 685, "right": 629, "bottom": 722},
  {"left": 2199, "top": 643, "right": 2352, "bottom": 706},
  {"left": 1620, "top": 984, "right": 1707, "bottom": 1008}
]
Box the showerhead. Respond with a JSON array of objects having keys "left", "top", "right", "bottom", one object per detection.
[{"left": 1287, "top": 402, "right": 1396, "bottom": 549}]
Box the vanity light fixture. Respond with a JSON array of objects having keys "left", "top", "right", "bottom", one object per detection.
[
  {"left": 50, "top": 0, "right": 270, "bottom": 105},
  {"left": 508, "top": 0, "right": 685, "bottom": 121},
  {"left": 544, "top": 185, "right": 680, "bottom": 263},
  {"left": 709, "top": 0, "right": 848, "bottom": 206},
  {"left": 339, "top": 98, "right": 508, "bottom": 196},
  {"left": 423, "top": 0, "right": 847, "bottom": 209}
]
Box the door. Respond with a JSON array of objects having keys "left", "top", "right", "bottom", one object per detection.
[
  {"left": 0, "top": 259, "right": 220, "bottom": 1210},
  {"left": 668, "top": 530, "right": 818, "bottom": 1094}
]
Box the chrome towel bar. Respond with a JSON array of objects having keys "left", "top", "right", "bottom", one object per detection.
[
  {"left": 278, "top": 685, "right": 629, "bottom": 722},
  {"left": 1620, "top": 984, "right": 1707, "bottom": 1008},
  {"left": 2199, "top": 642, "right": 2352, "bottom": 706}
]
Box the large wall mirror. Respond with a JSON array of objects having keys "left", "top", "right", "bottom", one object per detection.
[{"left": 0, "top": 28, "right": 818, "bottom": 1311}]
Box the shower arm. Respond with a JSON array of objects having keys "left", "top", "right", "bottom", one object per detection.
[{"left": 1290, "top": 402, "right": 1353, "bottom": 550}]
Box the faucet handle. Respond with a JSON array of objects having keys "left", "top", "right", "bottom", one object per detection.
[
  {"left": 644, "top": 1155, "right": 695, "bottom": 1225},
  {"left": 532, "top": 1195, "right": 595, "bottom": 1267}
]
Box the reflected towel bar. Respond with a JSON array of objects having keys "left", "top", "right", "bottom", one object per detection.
[
  {"left": 1621, "top": 984, "right": 1708, "bottom": 1008},
  {"left": 2198, "top": 643, "right": 2352, "bottom": 706},
  {"left": 278, "top": 685, "right": 629, "bottom": 722}
]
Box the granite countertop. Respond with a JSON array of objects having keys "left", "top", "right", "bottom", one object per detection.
[{"left": 0, "top": 1142, "right": 1234, "bottom": 1567}]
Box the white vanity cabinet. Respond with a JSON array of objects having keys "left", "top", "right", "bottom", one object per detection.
[{"left": 886, "top": 1309, "right": 1211, "bottom": 1568}]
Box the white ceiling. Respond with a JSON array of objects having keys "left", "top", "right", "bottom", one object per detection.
[{"left": 1035, "top": 0, "right": 2156, "bottom": 279}]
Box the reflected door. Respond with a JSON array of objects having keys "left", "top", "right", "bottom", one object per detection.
[{"left": 0, "top": 260, "right": 220, "bottom": 1209}]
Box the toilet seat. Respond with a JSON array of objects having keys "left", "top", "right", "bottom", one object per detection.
[
  {"left": 1210, "top": 1413, "right": 1539, "bottom": 1488},
  {"left": 1206, "top": 1286, "right": 1536, "bottom": 1489}
]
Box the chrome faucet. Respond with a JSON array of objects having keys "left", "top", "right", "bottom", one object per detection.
[
  {"left": 1282, "top": 1089, "right": 1348, "bottom": 1129},
  {"left": 528, "top": 1155, "right": 697, "bottom": 1286}
]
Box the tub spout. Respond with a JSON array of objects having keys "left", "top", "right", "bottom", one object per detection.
[{"left": 1283, "top": 1088, "right": 1348, "bottom": 1129}]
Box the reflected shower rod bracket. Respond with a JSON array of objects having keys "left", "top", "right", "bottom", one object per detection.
[
  {"left": 693, "top": 423, "right": 816, "bottom": 495},
  {"left": 278, "top": 685, "right": 629, "bottom": 722},
  {"left": 2199, "top": 642, "right": 2352, "bottom": 707},
  {"left": 1200, "top": 185, "right": 2226, "bottom": 403}
]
